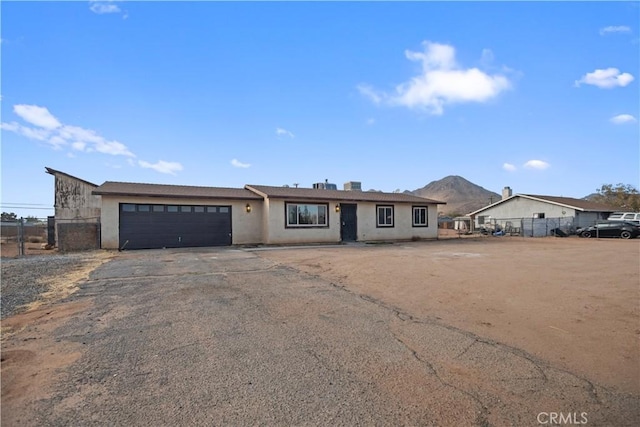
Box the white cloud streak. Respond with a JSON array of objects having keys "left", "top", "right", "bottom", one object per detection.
[
  {"left": 89, "top": 1, "right": 121, "bottom": 15},
  {"left": 14, "top": 104, "right": 61, "bottom": 129},
  {"left": 231, "top": 159, "right": 251, "bottom": 168},
  {"left": 138, "top": 160, "right": 183, "bottom": 175},
  {"left": 1, "top": 103, "right": 183, "bottom": 175},
  {"left": 276, "top": 127, "right": 295, "bottom": 138},
  {"left": 575, "top": 68, "right": 634, "bottom": 89},
  {"left": 2, "top": 105, "right": 136, "bottom": 157},
  {"left": 502, "top": 163, "right": 517, "bottom": 172},
  {"left": 358, "top": 41, "right": 511, "bottom": 115},
  {"left": 599, "top": 26, "right": 631, "bottom": 36},
  {"left": 610, "top": 114, "right": 637, "bottom": 124},
  {"left": 523, "top": 160, "right": 550, "bottom": 170}
]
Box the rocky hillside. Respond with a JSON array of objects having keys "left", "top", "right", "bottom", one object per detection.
[{"left": 411, "top": 175, "right": 501, "bottom": 216}]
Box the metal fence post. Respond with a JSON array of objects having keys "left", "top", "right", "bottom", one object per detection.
[{"left": 18, "top": 218, "right": 25, "bottom": 256}]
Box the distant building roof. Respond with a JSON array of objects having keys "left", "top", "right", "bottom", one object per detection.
[
  {"left": 468, "top": 194, "right": 616, "bottom": 216},
  {"left": 245, "top": 185, "right": 445, "bottom": 204},
  {"left": 93, "top": 182, "right": 263, "bottom": 200}
]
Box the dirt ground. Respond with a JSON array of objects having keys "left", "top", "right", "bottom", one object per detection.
[
  {"left": 1, "top": 237, "right": 638, "bottom": 425},
  {"left": 258, "top": 237, "right": 640, "bottom": 394},
  {"left": 1, "top": 241, "right": 56, "bottom": 258}
]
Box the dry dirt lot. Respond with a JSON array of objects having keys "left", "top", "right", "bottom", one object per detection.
[
  {"left": 1, "top": 237, "right": 638, "bottom": 426},
  {"left": 258, "top": 237, "right": 640, "bottom": 395}
]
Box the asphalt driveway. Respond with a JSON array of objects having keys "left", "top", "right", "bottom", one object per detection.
[{"left": 2, "top": 247, "right": 639, "bottom": 426}]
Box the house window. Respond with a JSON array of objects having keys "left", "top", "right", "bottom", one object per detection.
[
  {"left": 194, "top": 206, "right": 205, "bottom": 213},
  {"left": 153, "top": 205, "right": 164, "bottom": 212},
  {"left": 286, "top": 203, "right": 328, "bottom": 227},
  {"left": 138, "top": 205, "right": 150, "bottom": 212},
  {"left": 533, "top": 213, "right": 545, "bottom": 219},
  {"left": 180, "top": 206, "right": 192, "bottom": 213},
  {"left": 413, "top": 206, "right": 428, "bottom": 227},
  {"left": 377, "top": 205, "right": 394, "bottom": 227},
  {"left": 122, "top": 204, "right": 136, "bottom": 212},
  {"left": 167, "top": 206, "right": 179, "bottom": 212}
]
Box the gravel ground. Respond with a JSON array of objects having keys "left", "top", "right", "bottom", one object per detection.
[{"left": 1, "top": 253, "right": 98, "bottom": 320}]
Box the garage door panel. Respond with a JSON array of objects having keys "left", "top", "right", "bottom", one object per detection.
[{"left": 119, "top": 204, "right": 232, "bottom": 249}]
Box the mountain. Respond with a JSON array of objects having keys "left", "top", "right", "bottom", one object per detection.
[{"left": 411, "top": 175, "right": 501, "bottom": 216}]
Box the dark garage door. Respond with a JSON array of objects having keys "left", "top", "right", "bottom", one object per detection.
[{"left": 119, "top": 203, "right": 232, "bottom": 250}]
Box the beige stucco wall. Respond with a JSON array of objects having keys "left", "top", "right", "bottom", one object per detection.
[
  {"left": 99, "top": 196, "right": 263, "bottom": 249},
  {"left": 263, "top": 199, "right": 439, "bottom": 244},
  {"left": 355, "top": 202, "right": 439, "bottom": 241},
  {"left": 263, "top": 199, "right": 341, "bottom": 244}
]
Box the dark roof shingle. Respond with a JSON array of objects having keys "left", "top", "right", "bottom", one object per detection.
[
  {"left": 520, "top": 194, "right": 617, "bottom": 212},
  {"left": 245, "top": 185, "right": 445, "bottom": 204},
  {"left": 93, "top": 182, "right": 262, "bottom": 200}
]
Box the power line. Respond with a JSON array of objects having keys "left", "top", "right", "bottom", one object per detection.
[
  {"left": 1, "top": 202, "right": 51, "bottom": 206},
  {"left": 1, "top": 206, "right": 54, "bottom": 210}
]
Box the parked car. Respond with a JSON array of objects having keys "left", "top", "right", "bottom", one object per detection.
[
  {"left": 576, "top": 221, "right": 640, "bottom": 239},
  {"left": 607, "top": 212, "right": 640, "bottom": 225}
]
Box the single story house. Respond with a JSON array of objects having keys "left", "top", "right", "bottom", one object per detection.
[
  {"left": 467, "top": 191, "right": 616, "bottom": 236},
  {"left": 92, "top": 181, "right": 445, "bottom": 250}
]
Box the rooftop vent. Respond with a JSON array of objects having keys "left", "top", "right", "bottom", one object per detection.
[{"left": 344, "top": 181, "right": 362, "bottom": 191}]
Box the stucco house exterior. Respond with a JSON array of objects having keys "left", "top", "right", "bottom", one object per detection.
[
  {"left": 92, "top": 181, "right": 444, "bottom": 250},
  {"left": 467, "top": 191, "right": 616, "bottom": 235}
]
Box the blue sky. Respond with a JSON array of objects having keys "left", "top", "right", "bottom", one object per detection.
[{"left": 2, "top": 1, "right": 638, "bottom": 218}]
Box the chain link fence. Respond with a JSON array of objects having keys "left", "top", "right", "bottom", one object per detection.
[
  {"left": 1, "top": 216, "right": 100, "bottom": 257},
  {"left": 469, "top": 217, "right": 576, "bottom": 237}
]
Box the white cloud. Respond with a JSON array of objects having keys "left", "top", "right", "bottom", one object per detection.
[
  {"left": 276, "top": 127, "right": 295, "bottom": 138},
  {"left": 357, "top": 84, "right": 383, "bottom": 105},
  {"left": 1, "top": 103, "right": 135, "bottom": 157},
  {"left": 502, "top": 163, "right": 517, "bottom": 172},
  {"left": 599, "top": 26, "right": 631, "bottom": 36},
  {"left": 14, "top": 104, "right": 61, "bottom": 129},
  {"left": 358, "top": 41, "right": 511, "bottom": 115},
  {"left": 1, "top": 121, "right": 52, "bottom": 142},
  {"left": 90, "top": 1, "right": 121, "bottom": 15},
  {"left": 610, "top": 114, "right": 637, "bottom": 124},
  {"left": 231, "top": 158, "right": 251, "bottom": 168},
  {"left": 575, "top": 68, "right": 634, "bottom": 89},
  {"left": 523, "top": 160, "right": 550, "bottom": 170},
  {"left": 138, "top": 160, "right": 183, "bottom": 175},
  {"left": 366, "top": 118, "right": 376, "bottom": 125},
  {"left": 71, "top": 141, "right": 87, "bottom": 151}
]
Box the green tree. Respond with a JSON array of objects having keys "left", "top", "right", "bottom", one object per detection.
[
  {"left": 1, "top": 212, "right": 18, "bottom": 221},
  {"left": 591, "top": 183, "right": 640, "bottom": 211},
  {"left": 25, "top": 216, "right": 40, "bottom": 223}
]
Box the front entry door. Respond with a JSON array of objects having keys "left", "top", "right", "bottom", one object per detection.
[{"left": 340, "top": 203, "right": 357, "bottom": 242}]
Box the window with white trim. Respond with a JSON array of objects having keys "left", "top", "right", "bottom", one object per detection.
[
  {"left": 413, "top": 206, "right": 428, "bottom": 227},
  {"left": 286, "top": 203, "right": 328, "bottom": 227},
  {"left": 377, "top": 205, "right": 394, "bottom": 227}
]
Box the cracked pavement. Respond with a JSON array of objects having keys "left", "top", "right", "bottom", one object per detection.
[{"left": 2, "top": 247, "right": 639, "bottom": 426}]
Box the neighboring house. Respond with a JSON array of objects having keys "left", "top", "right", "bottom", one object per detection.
[
  {"left": 46, "top": 167, "right": 102, "bottom": 251},
  {"left": 92, "top": 181, "right": 444, "bottom": 250},
  {"left": 467, "top": 190, "right": 616, "bottom": 235}
]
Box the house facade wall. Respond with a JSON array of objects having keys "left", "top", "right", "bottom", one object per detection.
[
  {"left": 355, "top": 202, "right": 439, "bottom": 241},
  {"left": 263, "top": 199, "right": 439, "bottom": 244},
  {"left": 263, "top": 199, "right": 341, "bottom": 244},
  {"left": 99, "top": 196, "right": 263, "bottom": 249}
]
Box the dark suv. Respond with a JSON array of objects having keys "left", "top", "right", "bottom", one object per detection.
[{"left": 576, "top": 221, "right": 640, "bottom": 239}]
